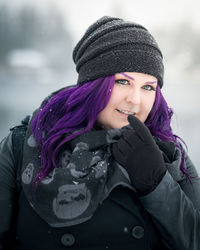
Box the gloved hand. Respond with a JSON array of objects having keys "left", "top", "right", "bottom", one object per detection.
[
  {"left": 155, "top": 139, "right": 186, "bottom": 182},
  {"left": 155, "top": 139, "right": 176, "bottom": 163},
  {"left": 112, "top": 115, "right": 167, "bottom": 196}
]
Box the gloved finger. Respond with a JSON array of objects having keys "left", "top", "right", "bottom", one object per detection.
[
  {"left": 116, "top": 137, "right": 131, "bottom": 154},
  {"left": 122, "top": 130, "right": 143, "bottom": 148},
  {"left": 156, "top": 140, "right": 176, "bottom": 153},
  {"left": 112, "top": 143, "right": 127, "bottom": 166},
  {"left": 128, "top": 115, "right": 154, "bottom": 143},
  {"left": 156, "top": 140, "right": 176, "bottom": 162},
  {"left": 122, "top": 130, "right": 135, "bottom": 147}
]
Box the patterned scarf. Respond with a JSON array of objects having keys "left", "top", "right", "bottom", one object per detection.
[{"left": 21, "top": 116, "right": 134, "bottom": 227}]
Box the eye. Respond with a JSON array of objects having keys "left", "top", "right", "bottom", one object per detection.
[
  {"left": 142, "top": 85, "right": 156, "bottom": 91},
  {"left": 115, "top": 79, "right": 129, "bottom": 85}
]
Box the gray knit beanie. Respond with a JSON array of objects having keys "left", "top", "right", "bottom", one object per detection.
[{"left": 73, "top": 16, "right": 164, "bottom": 88}]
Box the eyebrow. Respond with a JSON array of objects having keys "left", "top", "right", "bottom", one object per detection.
[
  {"left": 120, "top": 72, "right": 134, "bottom": 80},
  {"left": 145, "top": 81, "right": 157, "bottom": 84},
  {"left": 119, "top": 73, "right": 157, "bottom": 84}
]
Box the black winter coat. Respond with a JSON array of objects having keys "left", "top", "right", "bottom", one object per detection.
[
  {"left": 13, "top": 186, "right": 166, "bottom": 250},
  {"left": 1, "top": 131, "right": 200, "bottom": 250}
]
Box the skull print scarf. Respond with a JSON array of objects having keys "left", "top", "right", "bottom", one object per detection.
[{"left": 21, "top": 115, "right": 134, "bottom": 227}]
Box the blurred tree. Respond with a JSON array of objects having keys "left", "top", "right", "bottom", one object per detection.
[
  {"left": 0, "top": 3, "right": 72, "bottom": 68},
  {"left": 0, "top": 5, "right": 18, "bottom": 62}
]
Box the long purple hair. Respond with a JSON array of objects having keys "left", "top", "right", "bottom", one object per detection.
[{"left": 32, "top": 75, "right": 188, "bottom": 185}]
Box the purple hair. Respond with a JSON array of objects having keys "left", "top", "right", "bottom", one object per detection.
[
  {"left": 32, "top": 75, "right": 188, "bottom": 185},
  {"left": 145, "top": 86, "right": 189, "bottom": 178},
  {"left": 31, "top": 76, "right": 114, "bottom": 185}
]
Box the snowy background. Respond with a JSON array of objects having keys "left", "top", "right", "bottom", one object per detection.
[{"left": 0, "top": 0, "right": 200, "bottom": 173}]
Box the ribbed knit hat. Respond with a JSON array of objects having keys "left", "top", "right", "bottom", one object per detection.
[{"left": 73, "top": 16, "right": 164, "bottom": 88}]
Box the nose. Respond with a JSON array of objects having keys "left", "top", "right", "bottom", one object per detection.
[{"left": 125, "top": 89, "right": 141, "bottom": 104}]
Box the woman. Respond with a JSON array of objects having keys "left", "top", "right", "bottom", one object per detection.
[{"left": 0, "top": 16, "right": 200, "bottom": 250}]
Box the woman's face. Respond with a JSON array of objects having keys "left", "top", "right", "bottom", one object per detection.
[{"left": 97, "top": 72, "right": 157, "bottom": 129}]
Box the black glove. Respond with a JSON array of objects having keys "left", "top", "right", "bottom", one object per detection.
[
  {"left": 155, "top": 139, "right": 176, "bottom": 163},
  {"left": 112, "top": 115, "right": 166, "bottom": 196}
]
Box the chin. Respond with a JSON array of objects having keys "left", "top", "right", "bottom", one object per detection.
[{"left": 114, "top": 122, "right": 129, "bottom": 129}]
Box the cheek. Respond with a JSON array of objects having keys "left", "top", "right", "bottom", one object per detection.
[
  {"left": 96, "top": 88, "right": 121, "bottom": 128},
  {"left": 96, "top": 101, "right": 114, "bottom": 128},
  {"left": 141, "top": 94, "right": 156, "bottom": 121},
  {"left": 98, "top": 87, "right": 121, "bottom": 117},
  {"left": 146, "top": 91, "right": 156, "bottom": 108},
  {"left": 147, "top": 97, "right": 155, "bottom": 112},
  {"left": 97, "top": 107, "right": 108, "bottom": 124}
]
